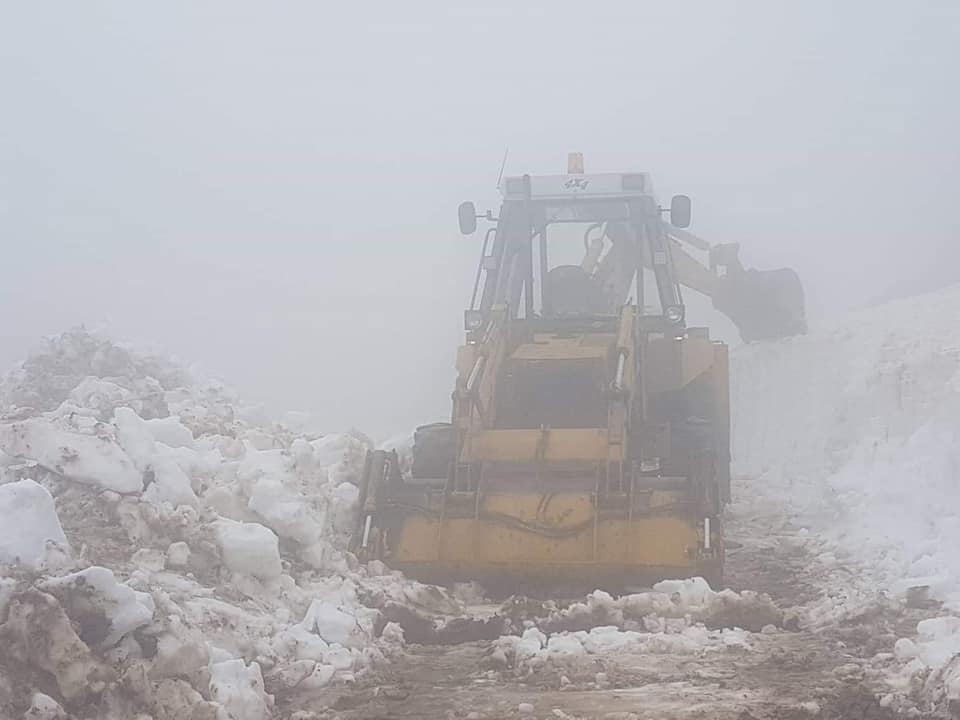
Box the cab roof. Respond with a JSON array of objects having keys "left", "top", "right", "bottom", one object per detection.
[{"left": 499, "top": 172, "right": 654, "bottom": 201}]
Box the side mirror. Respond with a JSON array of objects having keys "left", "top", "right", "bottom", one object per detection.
[
  {"left": 458, "top": 201, "right": 478, "bottom": 235},
  {"left": 670, "top": 195, "right": 691, "bottom": 228}
]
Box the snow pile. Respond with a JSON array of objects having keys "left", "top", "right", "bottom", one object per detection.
[
  {"left": 491, "top": 619, "right": 753, "bottom": 675},
  {"left": 0, "top": 479, "right": 70, "bottom": 570},
  {"left": 493, "top": 622, "right": 751, "bottom": 671},
  {"left": 731, "top": 284, "right": 960, "bottom": 710},
  {"left": 532, "top": 580, "right": 781, "bottom": 635},
  {"left": 489, "top": 580, "right": 765, "bottom": 674},
  {"left": 0, "top": 329, "right": 420, "bottom": 719},
  {"left": 0, "top": 328, "right": 187, "bottom": 416}
]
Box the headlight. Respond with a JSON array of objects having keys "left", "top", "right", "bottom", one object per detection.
[
  {"left": 664, "top": 305, "right": 685, "bottom": 324},
  {"left": 464, "top": 310, "right": 485, "bottom": 331}
]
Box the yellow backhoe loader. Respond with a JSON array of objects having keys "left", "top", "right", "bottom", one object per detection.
[{"left": 353, "top": 155, "right": 805, "bottom": 591}]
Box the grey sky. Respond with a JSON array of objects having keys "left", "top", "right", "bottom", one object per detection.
[{"left": 2, "top": 1, "right": 958, "bottom": 437}]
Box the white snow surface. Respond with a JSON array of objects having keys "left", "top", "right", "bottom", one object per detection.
[
  {"left": 0, "top": 479, "right": 69, "bottom": 570},
  {"left": 731, "top": 284, "right": 960, "bottom": 706}
]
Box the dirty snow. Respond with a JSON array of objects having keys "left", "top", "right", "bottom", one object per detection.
[{"left": 0, "top": 329, "right": 430, "bottom": 719}]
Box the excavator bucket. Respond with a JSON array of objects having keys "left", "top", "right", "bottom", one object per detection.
[
  {"left": 712, "top": 267, "right": 807, "bottom": 342},
  {"left": 664, "top": 233, "right": 807, "bottom": 343}
]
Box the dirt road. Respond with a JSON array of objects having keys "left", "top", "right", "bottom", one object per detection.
[{"left": 278, "top": 493, "right": 933, "bottom": 720}]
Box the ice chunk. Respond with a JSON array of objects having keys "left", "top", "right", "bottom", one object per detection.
[
  {"left": 212, "top": 519, "right": 282, "bottom": 581},
  {"left": 0, "top": 479, "right": 70, "bottom": 570},
  {"left": 142, "top": 455, "right": 198, "bottom": 507},
  {"left": 247, "top": 478, "right": 323, "bottom": 545},
  {"left": 66, "top": 377, "right": 133, "bottom": 419},
  {"left": 166, "top": 541, "right": 191, "bottom": 568},
  {"left": 545, "top": 633, "right": 587, "bottom": 659},
  {"left": 653, "top": 577, "right": 714, "bottom": 606},
  {"left": 311, "top": 432, "right": 364, "bottom": 467},
  {"left": 115, "top": 407, "right": 197, "bottom": 507},
  {"left": 113, "top": 406, "right": 156, "bottom": 467},
  {"left": 273, "top": 623, "right": 330, "bottom": 662},
  {"left": 209, "top": 658, "right": 273, "bottom": 720},
  {"left": 0, "top": 419, "right": 142, "bottom": 493},
  {"left": 144, "top": 415, "right": 195, "bottom": 448},
  {"left": 301, "top": 600, "right": 366, "bottom": 648},
  {"left": 917, "top": 616, "right": 960, "bottom": 641}
]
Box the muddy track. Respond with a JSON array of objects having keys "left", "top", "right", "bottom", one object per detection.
[{"left": 279, "top": 496, "right": 939, "bottom": 720}]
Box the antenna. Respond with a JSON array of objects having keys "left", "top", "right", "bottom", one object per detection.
[{"left": 495, "top": 146, "right": 509, "bottom": 188}]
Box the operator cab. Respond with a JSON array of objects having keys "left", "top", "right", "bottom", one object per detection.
[{"left": 459, "top": 156, "right": 691, "bottom": 338}]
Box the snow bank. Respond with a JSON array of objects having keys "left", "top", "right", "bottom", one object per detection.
[
  {"left": 733, "top": 286, "right": 960, "bottom": 602},
  {"left": 731, "top": 284, "right": 960, "bottom": 708},
  {"left": 0, "top": 479, "right": 69, "bottom": 570}
]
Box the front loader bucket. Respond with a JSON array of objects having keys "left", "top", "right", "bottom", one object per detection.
[{"left": 712, "top": 267, "right": 806, "bottom": 342}]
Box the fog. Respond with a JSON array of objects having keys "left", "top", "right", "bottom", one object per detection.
[{"left": 2, "top": 1, "right": 958, "bottom": 437}]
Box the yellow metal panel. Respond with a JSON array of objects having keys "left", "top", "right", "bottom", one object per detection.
[
  {"left": 389, "top": 513, "right": 700, "bottom": 570},
  {"left": 645, "top": 336, "right": 716, "bottom": 391},
  {"left": 681, "top": 338, "right": 716, "bottom": 385},
  {"left": 455, "top": 344, "right": 479, "bottom": 378},
  {"left": 512, "top": 343, "right": 609, "bottom": 360},
  {"left": 481, "top": 493, "right": 594, "bottom": 524},
  {"left": 462, "top": 428, "right": 619, "bottom": 463}
]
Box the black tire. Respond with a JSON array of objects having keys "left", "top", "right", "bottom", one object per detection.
[{"left": 411, "top": 422, "right": 456, "bottom": 480}]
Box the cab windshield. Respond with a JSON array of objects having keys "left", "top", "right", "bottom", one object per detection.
[{"left": 532, "top": 200, "right": 636, "bottom": 317}]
